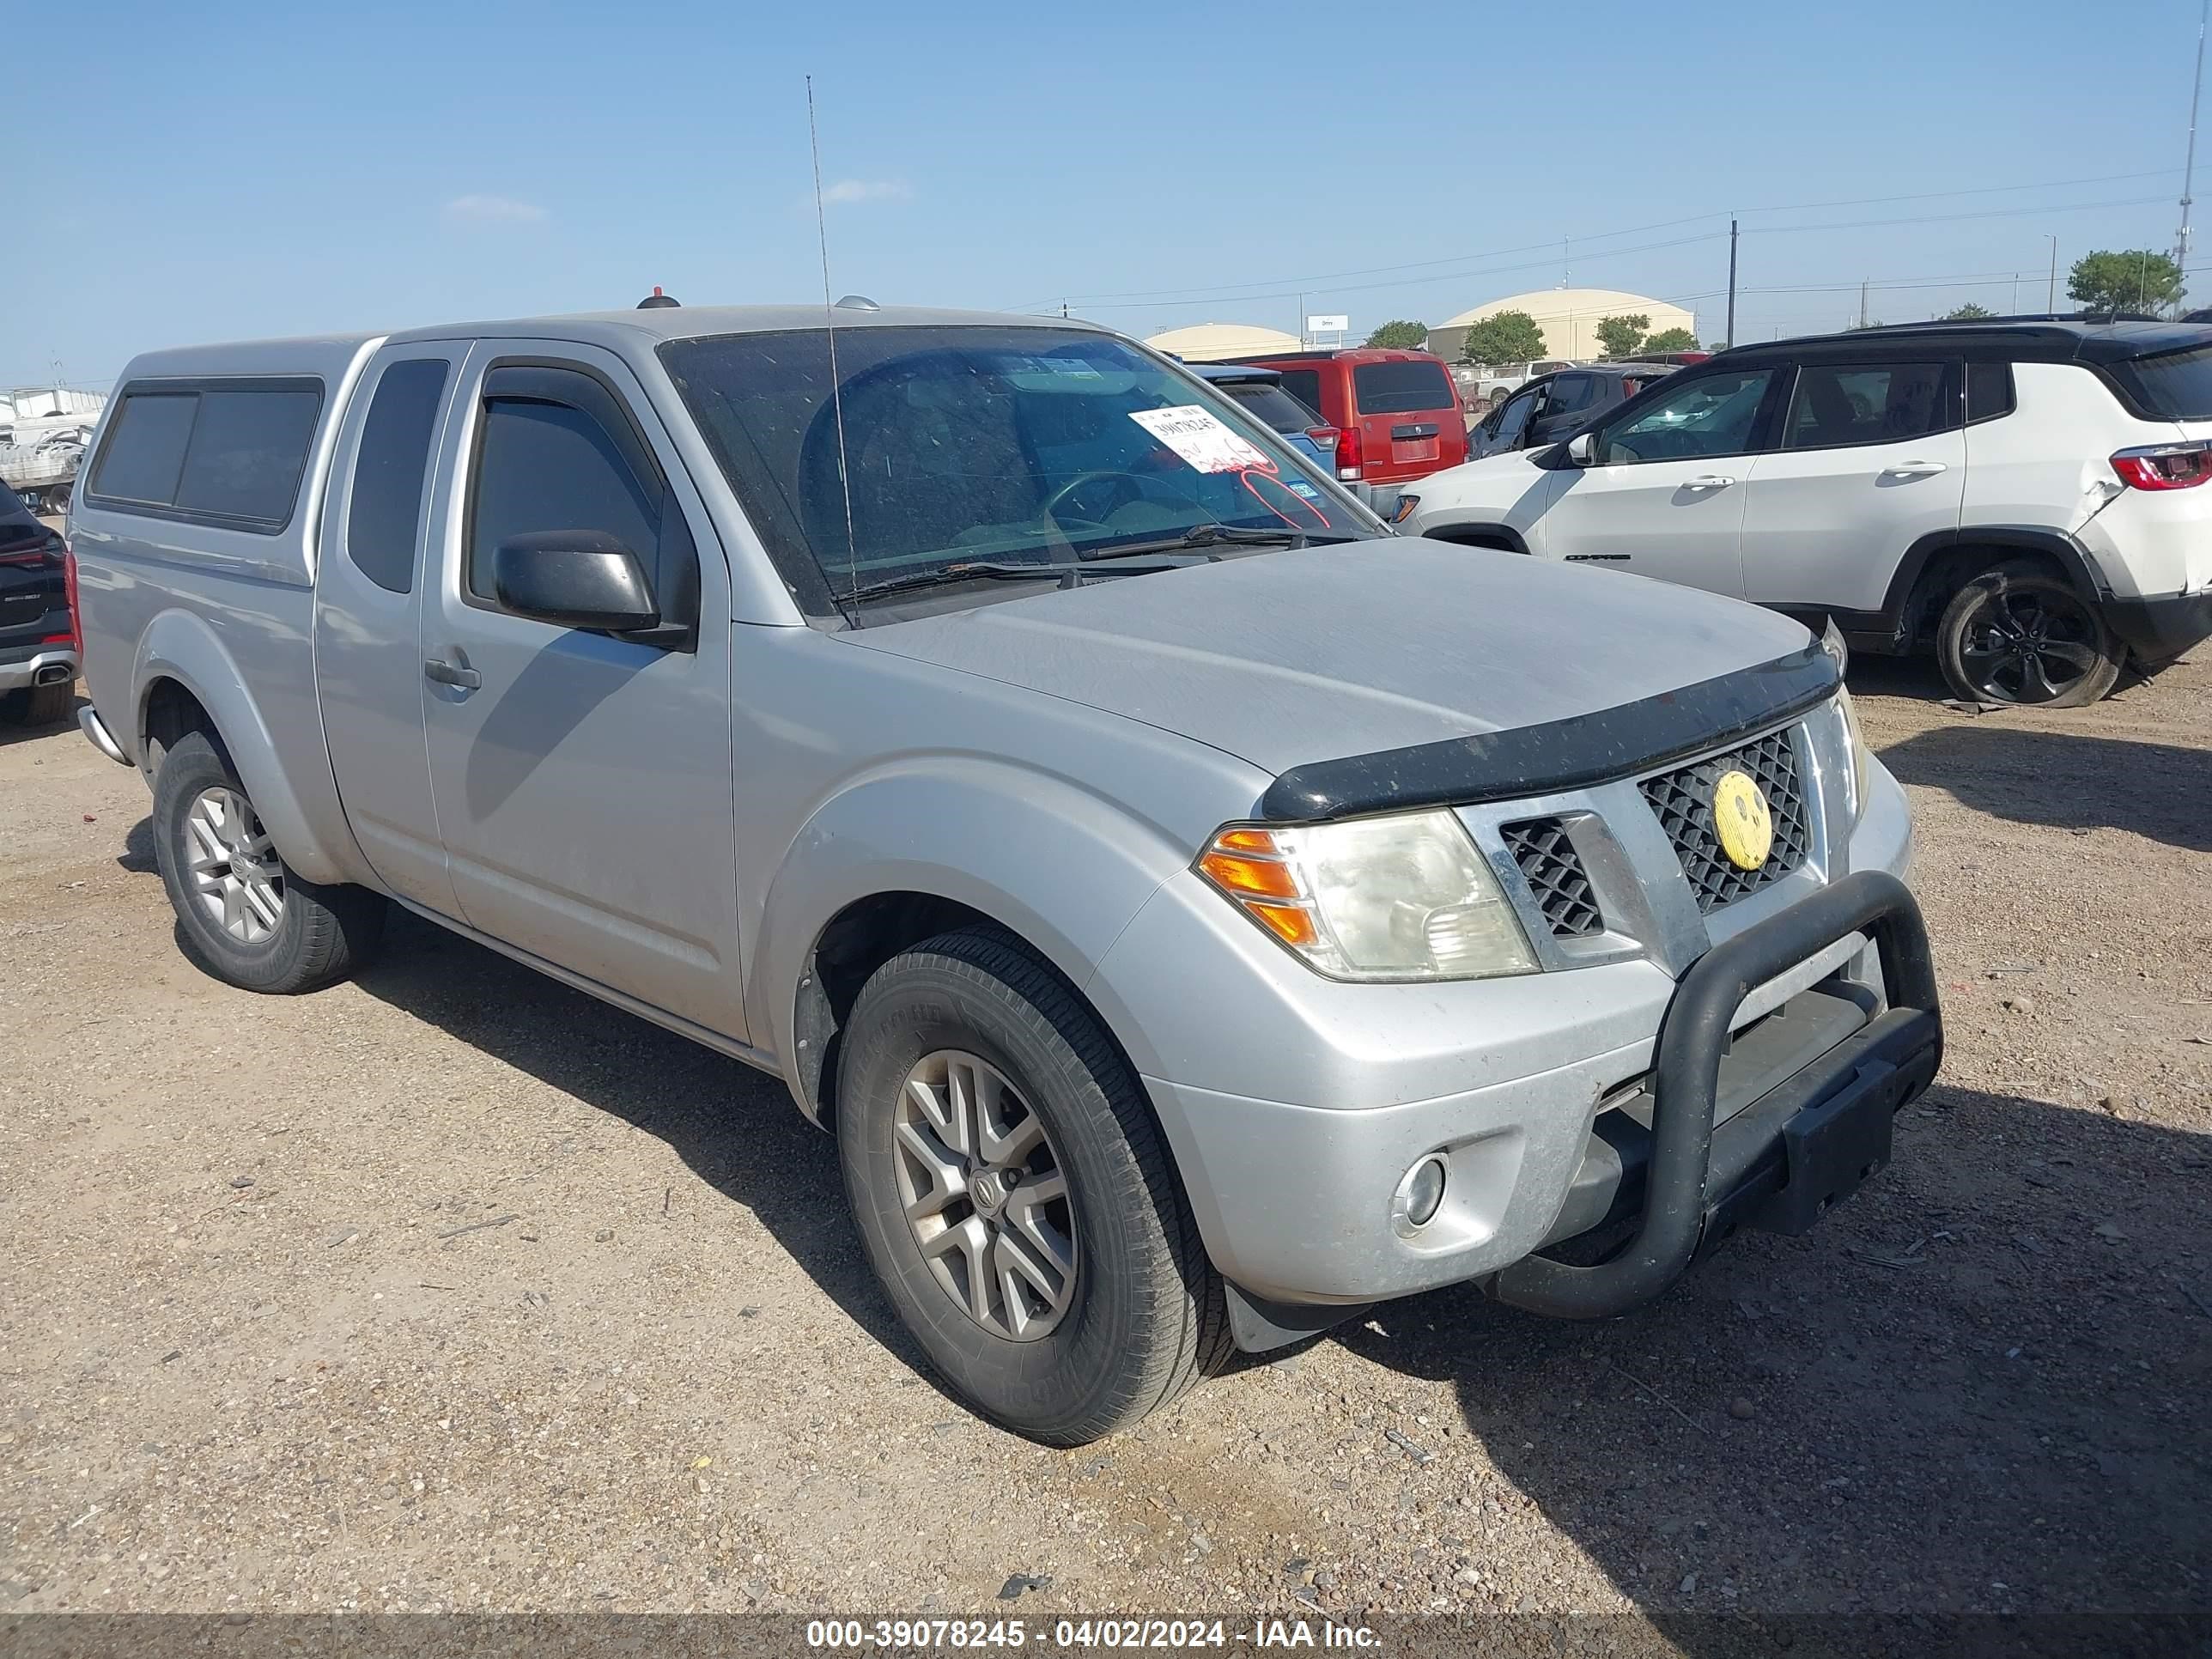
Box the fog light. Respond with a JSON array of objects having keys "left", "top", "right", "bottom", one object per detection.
[{"left": 1395, "top": 1155, "right": 1448, "bottom": 1235}]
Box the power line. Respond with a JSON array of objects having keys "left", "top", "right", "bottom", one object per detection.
[
  {"left": 1730, "top": 167, "right": 2178, "bottom": 216},
  {"left": 1008, "top": 167, "right": 2184, "bottom": 312},
  {"left": 1067, "top": 231, "right": 1730, "bottom": 313},
  {"left": 1054, "top": 191, "right": 2169, "bottom": 316},
  {"left": 1752, "top": 194, "right": 2172, "bottom": 235}
]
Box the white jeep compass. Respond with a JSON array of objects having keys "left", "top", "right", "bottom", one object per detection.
[{"left": 1399, "top": 318, "right": 2212, "bottom": 707}]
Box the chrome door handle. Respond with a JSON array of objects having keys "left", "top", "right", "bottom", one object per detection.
[
  {"left": 423, "top": 657, "right": 481, "bottom": 690},
  {"left": 1881, "top": 460, "right": 1948, "bottom": 477},
  {"left": 1685, "top": 474, "right": 1735, "bottom": 489}
]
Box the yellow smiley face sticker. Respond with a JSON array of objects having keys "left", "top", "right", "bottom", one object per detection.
[{"left": 1711, "top": 770, "right": 1774, "bottom": 872}]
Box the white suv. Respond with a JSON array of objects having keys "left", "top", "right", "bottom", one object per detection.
[{"left": 1400, "top": 319, "right": 2212, "bottom": 706}]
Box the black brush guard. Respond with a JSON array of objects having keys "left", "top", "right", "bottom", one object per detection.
[{"left": 1492, "top": 869, "right": 1943, "bottom": 1320}]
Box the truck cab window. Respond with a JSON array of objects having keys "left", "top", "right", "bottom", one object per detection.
[
  {"left": 346, "top": 359, "right": 450, "bottom": 595},
  {"left": 466, "top": 395, "right": 660, "bottom": 605}
]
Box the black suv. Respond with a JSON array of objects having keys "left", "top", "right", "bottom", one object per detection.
[
  {"left": 0, "top": 483, "right": 76, "bottom": 727},
  {"left": 1470, "top": 362, "right": 1674, "bottom": 458}
]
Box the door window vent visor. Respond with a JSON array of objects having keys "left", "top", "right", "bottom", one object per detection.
[{"left": 1500, "top": 817, "right": 1604, "bottom": 937}]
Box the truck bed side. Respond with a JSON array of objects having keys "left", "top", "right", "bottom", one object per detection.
[{"left": 70, "top": 334, "right": 386, "bottom": 887}]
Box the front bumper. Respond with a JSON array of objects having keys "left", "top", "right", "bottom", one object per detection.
[
  {"left": 1145, "top": 873, "right": 1940, "bottom": 1338},
  {"left": 1104, "top": 720, "right": 1929, "bottom": 1326},
  {"left": 0, "top": 641, "right": 78, "bottom": 693},
  {"left": 1491, "top": 869, "right": 1940, "bottom": 1317},
  {"left": 2102, "top": 589, "right": 2212, "bottom": 665}
]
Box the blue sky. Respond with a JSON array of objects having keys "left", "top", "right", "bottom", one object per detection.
[{"left": 9, "top": 0, "right": 2206, "bottom": 390}]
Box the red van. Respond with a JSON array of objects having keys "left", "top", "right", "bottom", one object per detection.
[{"left": 1244, "top": 348, "right": 1468, "bottom": 484}]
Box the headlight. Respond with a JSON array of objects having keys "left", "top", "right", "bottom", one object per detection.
[
  {"left": 1819, "top": 621, "right": 1868, "bottom": 820},
  {"left": 1389, "top": 492, "right": 1420, "bottom": 525},
  {"left": 1195, "top": 810, "right": 1536, "bottom": 982},
  {"left": 1837, "top": 686, "right": 1869, "bottom": 818}
]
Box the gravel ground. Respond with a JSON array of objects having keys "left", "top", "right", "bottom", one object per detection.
[{"left": 1, "top": 642, "right": 2206, "bottom": 1634}]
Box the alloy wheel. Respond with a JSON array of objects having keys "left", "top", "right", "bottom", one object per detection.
[
  {"left": 185, "top": 786, "right": 285, "bottom": 945},
  {"left": 1956, "top": 586, "right": 2104, "bottom": 704},
  {"left": 891, "top": 1048, "right": 1078, "bottom": 1340}
]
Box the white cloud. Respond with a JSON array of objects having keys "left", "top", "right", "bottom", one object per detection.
[
  {"left": 817, "top": 179, "right": 911, "bottom": 207},
  {"left": 443, "top": 194, "right": 548, "bottom": 225}
]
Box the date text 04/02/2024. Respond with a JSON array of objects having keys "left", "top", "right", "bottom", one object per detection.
[{"left": 804, "top": 1617, "right": 1382, "bottom": 1649}]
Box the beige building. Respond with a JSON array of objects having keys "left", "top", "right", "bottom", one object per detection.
[
  {"left": 1428, "top": 289, "right": 1698, "bottom": 363},
  {"left": 1141, "top": 322, "right": 1305, "bottom": 362}
]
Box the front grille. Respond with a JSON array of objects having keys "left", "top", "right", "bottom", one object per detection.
[
  {"left": 1501, "top": 817, "right": 1604, "bottom": 937},
  {"left": 1640, "top": 726, "right": 1811, "bottom": 913}
]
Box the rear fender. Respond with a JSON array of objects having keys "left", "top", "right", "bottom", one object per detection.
[{"left": 133, "top": 608, "right": 353, "bottom": 885}]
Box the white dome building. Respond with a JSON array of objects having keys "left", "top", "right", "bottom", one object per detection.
[
  {"left": 1141, "top": 322, "right": 1305, "bottom": 362},
  {"left": 1430, "top": 289, "right": 1697, "bottom": 363}
]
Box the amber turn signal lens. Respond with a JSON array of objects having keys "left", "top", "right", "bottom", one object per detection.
[
  {"left": 1244, "top": 902, "right": 1319, "bottom": 947},
  {"left": 1214, "top": 827, "right": 1278, "bottom": 854},
  {"left": 1197, "top": 849, "right": 1300, "bottom": 901}
]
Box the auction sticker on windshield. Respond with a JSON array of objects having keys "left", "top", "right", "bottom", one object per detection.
[{"left": 1128, "top": 405, "right": 1274, "bottom": 474}]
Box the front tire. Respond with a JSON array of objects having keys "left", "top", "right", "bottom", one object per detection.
[
  {"left": 151, "top": 730, "right": 386, "bottom": 993},
  {"left": 1936, "top": 562, "right": 2124, "bottom": 708},
  {"left": 836, "top": 928, "right": 1228, "bottom": 1444}
]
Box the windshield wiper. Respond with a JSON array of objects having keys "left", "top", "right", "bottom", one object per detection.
[
  {"left": 1082, "top": 524, "right": 1359, "bottom": 559},
  {"left": 846, "top": 558, "right": 1192, "bottom": 604}
]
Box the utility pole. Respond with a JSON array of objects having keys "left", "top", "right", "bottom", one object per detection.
[
  {"left": 2179, "top": 0, "right": 2208, "bottom": 281},
  {"left": 1723, "top": 217, "right": 1739, "bottom": 348},
  {"left": 2047, "top": 236, "right": 2059, "bottom": 312},
  {"left": 1857, "top": 279, "right": 1869, "bottom": 330}
]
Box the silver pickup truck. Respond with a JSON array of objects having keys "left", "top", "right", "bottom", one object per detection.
[{"left": 70, "top": 302, "right": 1941, "bottom": 1445}]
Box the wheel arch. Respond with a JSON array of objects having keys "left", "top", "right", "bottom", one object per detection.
[
  {"left": 131, "top": 610, "right": 354, "bottom": 884},
  {"left": 1416, "top": 520, "right": 1532, "bottom": 554},
  {"left": 750, "top": 762, "right": 1199, "bottom": 1127},
  {"left": 1886, "top": 527, "right": 2109, "bottom": 651}
]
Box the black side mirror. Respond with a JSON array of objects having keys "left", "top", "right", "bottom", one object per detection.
[{"left": 494, "top": 531, "right": 659, "bottom": 631}]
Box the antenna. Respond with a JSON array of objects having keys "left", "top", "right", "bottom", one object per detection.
[{"left": 806, "top": 75, "right": 860, "bottom": 607}]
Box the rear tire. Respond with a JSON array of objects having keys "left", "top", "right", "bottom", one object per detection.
[
  {"left": 1935, "top": 562, "right": 2124, "bottom": 708},
  {"left": 151, "top": 730, "right": 386, "bottom": 993},
  {"left": 836, "top": 927, "right": 1228, "bottom": 1445},
  {"left": 0, "top": 681, "right": 72, "bottom": 726}
]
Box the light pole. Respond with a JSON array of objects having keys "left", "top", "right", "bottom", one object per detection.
[
  {"left": 2047, "top": 236, "right": 2059, "bottom": 312},
  {"left": 1723, "top": 217, "right": 1739, "bottom": 349},
  {"left": 2179, "top": 0, "right": 2208, "bottom": 281}
]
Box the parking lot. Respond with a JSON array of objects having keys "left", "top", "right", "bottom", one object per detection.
[{"left": 1, "top": 647, "right": 2207, "bottom": 1630}]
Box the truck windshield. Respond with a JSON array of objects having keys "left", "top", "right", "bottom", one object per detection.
[{"left": 660, "top": 325, "right": 1370, "bottom": 616}]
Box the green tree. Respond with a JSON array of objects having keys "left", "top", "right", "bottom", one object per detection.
[
  {"left": 1941, "top": 302, "right": 1995, "bottom": 320},
  {"left": 2068, "top": 249, "right": 2185, "bottom": 315},
  {"left": 1642, "top": 326, "right": 1698, "bottom": 354},
  {"left": 1457, "top": 310, "right": 1548, "bottom": 364},
  {"left": 1594, "top": 314, "right": 1650, "bottom": 358},
  {"left": 1364, "top": 319, "right": 1429, "bottom": 349}
]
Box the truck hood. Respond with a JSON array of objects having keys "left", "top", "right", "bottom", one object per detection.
[{"left": 843, "top": 537, "right": 1812, "bottom": 775}]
